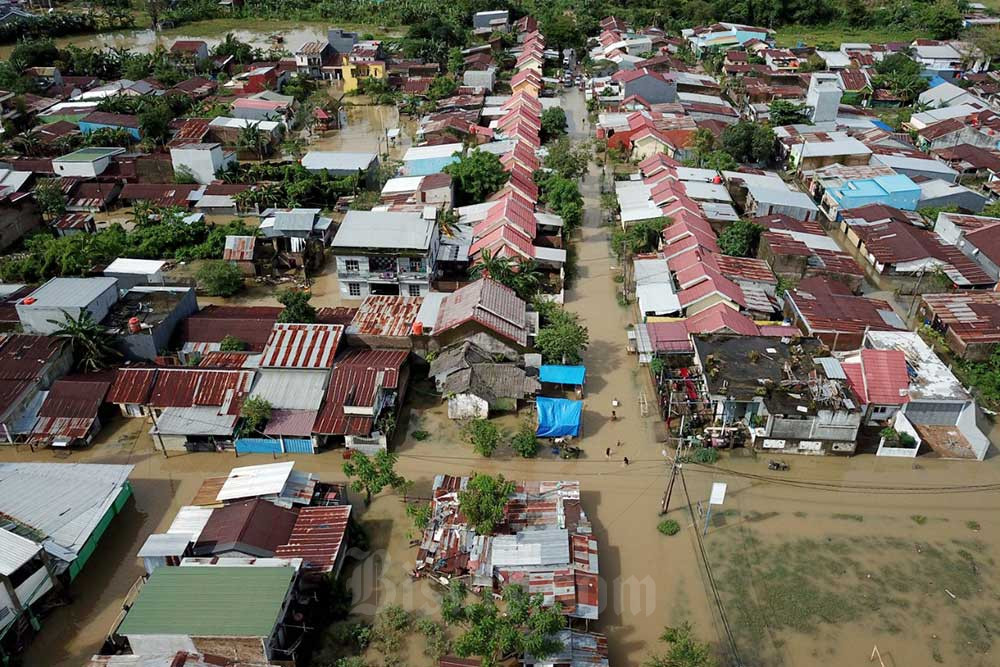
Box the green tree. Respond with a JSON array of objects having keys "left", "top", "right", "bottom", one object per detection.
[
  {"left": 237, "top": 121, "right": 270, "bottom": 160},
  {"left": 447, "top": 47, "right": 464, "bottom": 74},
  {"left": 695, "top": 150, "right": 738, "bottom": 171},
  {"left": 342, "top": 450, "right": 407, "bottom": 504},
  {"left": 980, "top": 201, "right": 1000, "bottom": 218},
  {"left": 219, "top": 335, "right": 247, "bottom": 351},
  {"left": 428, "top": 75, "right": 459, "bottom": 100},
  {"left": 540, "top": 107, "right": 567, "bottom": 143},
  {"left": 543, "top": 137, "right": 590, "bottom": 179},
  {"left": 50, "top": 310, "right": 121, "bottom": 372},
  {"left": 457, "top": 473, "right": 514, "bottom": 534},
  {"left": 922, "top": 1, "right": 963, "bottom": 40},
  {"left": 470, "top": 250, "right": 544, "bottom": 301},
  {"left": 721, "top": 122, "right": 776, "bottom": 164},
  {"left": 536, "top": 308, "right": 589, "bottom": 364},
  {"left": 717, "top": 219, "right": 763, "bottom": 257},
  {"left": 645, "top": 623, "right": 717, "bottom": 667},
  {"left": 34, "top": 178, "right": 66, "bottom": 221},
  {"left": 277, "top": 288, "right": 317, "bottom": 323},
  {"left": 511, "top": 422, "right": 539, "bottom": 458},
  {"left": 239, "top": 396, "right": 272, "bottom": 435},
  {"left": 611, "top": 217, "right": 670, "bottom": 258},
  {"left": 444, "top": 149, "right": 508, "bottom": 205},
  {"left": 537, "top": 172, "right": 584, "bottom": 229},
  {"left": 464, "top": 418, "right": 502, "bottom": 457},
  {"left": 768, "top": 100, "right": 809, "bottom": 126},
  {"left": 196, "top": 260, "right": 244, "bottom": 296},
  {"left": 446, "top": 582, "right": 565, "bottom": 667}
]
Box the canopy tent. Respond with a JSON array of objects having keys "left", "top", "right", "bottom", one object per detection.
[
  {"left": 538, "top": 365, "right": 586, "bottom": 386},
  {"left": 536, "top": 397, "right": 583, "bottom": 438}
]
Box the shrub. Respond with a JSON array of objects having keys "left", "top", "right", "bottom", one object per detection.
[
  {"left": 464, "top": 418, "right": 502, "bottom": 457},
  {"left": 511, "top": 423, "right": 539, "bottom": 458},
  {"left": 412, "top": 430, "right": 430, "bottom": 441},
  {"left": 196, "top": 260, "right": 244, "bottom": 296},
  {"left": 658, "top": 519, "right": 680, "bottom": 536},
  {"left": 219, "top": 335, "right": 247, "bottom": 351},
  {"left": 691, "top": 447, "right": 719, "bottom": 464}
]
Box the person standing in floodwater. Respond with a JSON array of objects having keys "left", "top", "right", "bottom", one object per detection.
[
  {"left": 605, "top": 447, "right": 611, "bottom": 459},
  {"left": 622, "top": 456, "right": 630, "bottom": 467}
]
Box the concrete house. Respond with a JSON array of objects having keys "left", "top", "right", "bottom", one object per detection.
[
  {"left": 170, "top": 143, "right": 236, "bottom": 185},
  {"left": 52, "top": 147, "right": 125, "bottom": 178},
  {"left": 169, "top": 40, "right": 210, "bottom": 63},
  {"left": 102, "top": 286, "right": 199, "bottom": 362},
  {"left": 115, "top": 564, "right": 300, "bottom": 664},
  {"left": 16, "top": 277, "right": 119, "bottom": 335},
  {"left": 934, "top": 211, "right": 1000, "bottom": 280},
  {"left": 295, "top": 41, "right": 334, "bottom": 79},
  {"left": 331, "top": 209, "right": 440, "bottom": 299},
  {"left": 613, "top": 69, "right": 678, "bottom": 105},
  {"left": 920, "top": 291, "right": 1000, "bottom": 362},
  {"left": 821, "top": 174, "right": 921, "bottom": 221},
  {"left": 692, "top": 334, "right": 864, "bottom": 456}
]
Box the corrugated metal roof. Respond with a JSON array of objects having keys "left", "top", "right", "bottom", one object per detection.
[
  {"left": 117, "top": 565, "right": 296, "bottom": 638},
  {"left": 167, "top": 506, "right": 214, "bottom": 542},
  {"left": 273, "top": 505, "right": 351, "bottom": 572},
  {"left": 263, "top": 409, "right": 317, "bottom": 436},
  {"left": 193, "top": 499, "right": 298, "bottom": 557},
  {"left": 107, "top": 368, "right": 156, "bottom": 405},
  {"left": 0, "top": 527, "right": 42, "bottom": 575},
  {"left": 434, "top": 279, "right": 528, "bottom": 347},
  {"left": 313, "top": 349, "right": 408, "bottom": 435},
  {"left": 249, "top": 369, "right": 328, "bottom": 410},
  {"left": 24, "top": 277, "right": 117, "bottom": 308},
  {"left": 491, "top": 528, "right": 569, "bottom": 567},
  {"left": 259, "top": 323, "right": 343, "bottom": 369},
  {"left": 0, "top": 463, "right": 133, "bottom": 561},
  {"left": 223, "top": 235, "right": 256, "bottom": 261},
  {"left": 137, "top": 532, "right": 193, "bottom": 558},
  {"left": 217, "top": 461, "right": 296, "bottom": 502},
  {"left": 349, "top": 295, "right": 422, "bottom": 337}
]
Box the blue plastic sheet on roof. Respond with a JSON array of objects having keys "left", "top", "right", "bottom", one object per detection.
[
  {"left": 536, "top": 397, "right": 583, "bottom": 438},
  {"left": 928, "top": 75, "right": 948, "bottom": 89},
  {"left": 538, "top": 365, "right": 586, "bottom": 385},
  {"left": 871, "top": 120, "right": 894, "bottom": 132}
]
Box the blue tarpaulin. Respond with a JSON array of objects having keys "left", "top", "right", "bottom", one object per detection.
[
  {"left": 871, "top": 120, "right": 894, "bottom": 132},
  {"left": 539, "top": 365, "right": 586, "bottom": 385},
  {"left": 536, "top": 397, "right": 583, "bottom": 438}
]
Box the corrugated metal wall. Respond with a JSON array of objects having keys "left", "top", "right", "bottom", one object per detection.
[
  {"left": 234, "top": 437, "right": 315, "bottom": 454},
  {"left": 283, "top": 438, "right": 315, "bottom": 454}
]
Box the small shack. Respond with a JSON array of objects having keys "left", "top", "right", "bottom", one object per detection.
[{"left": 538, "top": 365, "right": 586, "bottom": 397}]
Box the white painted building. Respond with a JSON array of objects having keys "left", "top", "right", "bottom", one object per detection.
[{"left": 170, "top": 143, "right": 236, "bottom": 185}]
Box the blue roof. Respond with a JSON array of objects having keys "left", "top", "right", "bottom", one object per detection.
[
  {"left": 928, "top": 75, "right": 949, "bottom": 89},
  {"left": 536, "top": 397, "right": 582, "bottom": 438},
  {"left": 538, "top": 365, "right": 586, "bottom": 385},
  {"left": 878, "top": 173, "right": 919, "bottom": 193},
  {"left": 871, "top": 120, "right": 893, "bottom": 132}
]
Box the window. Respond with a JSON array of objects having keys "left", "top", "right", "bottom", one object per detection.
[
  {"left": 348, "top": 283, "right": 362, "bottom": 297},
  {"left": 409, "top": 285, "right": 422, "bottom": 297},
  {"left": 344, "top": 259, "right": 360, "bottom": 273},
  {"left": 409, "top": 259, "right": 423, "bottom": 272}
]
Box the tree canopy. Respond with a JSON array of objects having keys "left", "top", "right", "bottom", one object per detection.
[
  {"left": 717, "top": 219, "right": 764, "bottom": 258},
  {"left": 540, "top": 107, "right": 568, "bottom": 143},
  {"left": 535, "top": 307, "right": 589, "bottom": 364},
  {"left": 342, "top": 450, "right": 407, "bottom": 504},
  {"left": 277, "top": 289, "right": 317, "bottom": 323},
  {"left": 51, "top": 311, "right": 120, "bottom": 373},
  {"left": 721, "top": 122, "right": 776, "bottom": 164},
  {"left": 457, "top": 473, "right": 514, "bottom": 534},
  {"left": 196, "top": 260, "right": 244, "bottom": 297},
  {"left": 768, "top": 100, "right": 809, "bottom": 126},
  {"left": 444, "top": 149, "right": 508, "bottom": 205},
  {"left": 645, "top": 623, "right": 717, "bottom": 667}
]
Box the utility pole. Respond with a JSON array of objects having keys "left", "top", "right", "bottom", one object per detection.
[
  {"left": 660, "top": 457, "right": 680, "bottom": 514},
  {"left": 148, "top": 410, "right": 168, "bottom": 458}
]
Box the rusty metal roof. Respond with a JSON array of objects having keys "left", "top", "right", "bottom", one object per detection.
[
  {"left": 259, "top": 323, "right": 343, "bottom": 369},
  {"left": 147, "top": 368, "right": 254, "bottom": 414},
  {"left": 349, "top": 295, "right": 422, "bottom": 337},
  {"left": 223, "top": 235, "right": 256, "bottom": 262},
  {"left": 107, "top": 368, "right": 157, "bottom": 405},
  {"left": 313, "top": 348, "right": 407, "bottom": 436},
  {"left": 922, "top": 291, "right": 1000, "bottom": 345},
  {"left": 273, "top": 505, "right": 351, "bottom": 572}
]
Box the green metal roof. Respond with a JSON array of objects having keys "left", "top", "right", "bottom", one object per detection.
[
  {"left": 118, "top": 566, "right": 295, "bottom": 638},
  {"left": 56, "top": 147, "right": 124, "bottom": 162}
]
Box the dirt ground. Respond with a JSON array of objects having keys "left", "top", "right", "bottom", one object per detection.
[{"left": 9, "top": 88, "right": 1000, "bottom": 667}]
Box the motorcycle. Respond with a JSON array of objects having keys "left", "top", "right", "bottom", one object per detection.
[{"left": 767, "top": 459, "right": 789, "bottom": 471}]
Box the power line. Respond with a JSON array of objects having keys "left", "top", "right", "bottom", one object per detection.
[
  {"left": 684, "top": 461, "right": 1000, "bottom": 494},
  {"left": 680, "top": 466, "right": 743, "bottom": 667}
]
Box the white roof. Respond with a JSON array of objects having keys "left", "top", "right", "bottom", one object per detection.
[
  {"left": 403, "top": 143, "right": 464, "bottom": 161},
  {"left": 682, "top": 181, "right": 732, "bottom": 202},
  {"left": 217, "top": 461, "right": 296, "bottom": 502},
  {"left": 153, "top": 406, "right": 237, "bottom": 436},
  {"left": 137, "top": 532, "right": 193, "bottom": 558},
  {"left": 195, "top": 194, "right": 237, "bottom": 209},
  {"left": 865, "top": 331, "right": 969, "bottom": 401},
  {"left": 796, "top": 138, "right": 872, "bottom": 158},
  {"left": 913, "top": 43, "right": 961, "bottom": 60},
  {"left": 25, "top": 276, "right": 117, "bottom": 308},
  {"left": 491, "top": 528, "right": 569, "bottom": 567},
  {"left": 416, "top": 291, "right": 447, "bottom": 330},
  {"left": 918, "top": 81, "right": 982, "bottom": 108},
  {"left": 0, "top": 463, "right": 133, "bottom": 563},
  {"left": 0, "top": 528, "right": 41, "bottom": 575},
  {"left": 534, "top": 246, "right": 567, "bottom": 264},
  {"left": 104, "top": 257, "right": 166, "bottom": 275},
  {"left": 167, "top": 506, "right": 214, "bottom": 542},
  {"left": 249, "top": 369, "right": 328, "bottom": 411},
  {"left": 872, "top": 153, "right": 959, "bottom": 178},
  {"left": 816, "top": 50, "right": 851, "bottom": 68},
  {"left": 333, "top": 210, "right": 435, "bottom": 250},
  {"left": 634, "top": 258, "right": 681, "bottom": 315},
  {"left": 381, "top": 176, "right": 424, "bottom": 194},
  {"left": 778, "top": 229, "right": 842, "bottom": 252},
  {"left": 909, "top": 104, "right": 981, "bottom": 129},
  {"left": 209, "top": 116, "right": 280, "bottom": 132},
  {"left": 301, "top": 151, "right": 376, "bottom": 171}
]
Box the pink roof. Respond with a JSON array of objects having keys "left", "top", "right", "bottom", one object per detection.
[
  {"left": 469, "top": 224, "right": 535, "bottom": 260},
  {"left": 683, "top": 302, "right": 759, "bottom": 335}
]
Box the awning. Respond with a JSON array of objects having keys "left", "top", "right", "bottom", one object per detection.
[
  {"left": 536, "top": 397, "right": 583, "bottom": 438},
  {"left": 538, "top": 365, "right": 586, "bottom": 385}
]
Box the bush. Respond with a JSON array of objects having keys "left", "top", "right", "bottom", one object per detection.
[
  {"left": 464, "top": 418, "right": 502, "bottom": 457},
  {"left": 219, "top": 335, "right": 247, "bottom": 351},
  {"left": 691, "top": 447, "right": 719, "bottom": 464},
  {"left": 511, "top": 423, "right": 539, "bottom": 458},
  {"left": 196, "top": 260, "right": 244, "bottom": 296},
  {"left": 412, "top": 430, "right": 430, "bottom": 441},
  {"left": 658, "top": 519, "right": 680, "bottom": 536}
]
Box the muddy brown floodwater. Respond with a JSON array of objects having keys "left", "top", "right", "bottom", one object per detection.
[{"left": 6, "top": 87, "right": 1000, "bottom": 667}]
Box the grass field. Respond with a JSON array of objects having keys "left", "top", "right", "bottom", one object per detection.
[{"left": 774, "top": 24, "right": 918, "bottom": 48}]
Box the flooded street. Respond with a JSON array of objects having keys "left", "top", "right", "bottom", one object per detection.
[{"left": 5, "top": 88, "right": 1000, "bottom": 667}]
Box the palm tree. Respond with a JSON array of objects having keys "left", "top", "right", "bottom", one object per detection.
[
  {"left": 237, "top": 121, "right": 268, "bottom": 160},
  {"left": 437, "top": 207, "right": 462, "bottom": 238},
  {"left": 509, "top": 258, "right": 544, "bottom": 301},
  {"left": 470, "top": 248, "right": 515, "bottom": 284},
  {"left": 280, "top": 136, "right": 306, "bottom": 160},
  {"left": 13, "top": 131, "right": 42, "bottom": 157},
  {"left": 50, "top": 311, "right": 121, "bottom": 373}
]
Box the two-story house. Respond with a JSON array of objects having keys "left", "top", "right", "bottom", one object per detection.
[
  {"left": 331, "top": 209, "right": 440, "bottom": 299},
  {"left": 295, "top": 41, "right": 335, "bottom": 79}
]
